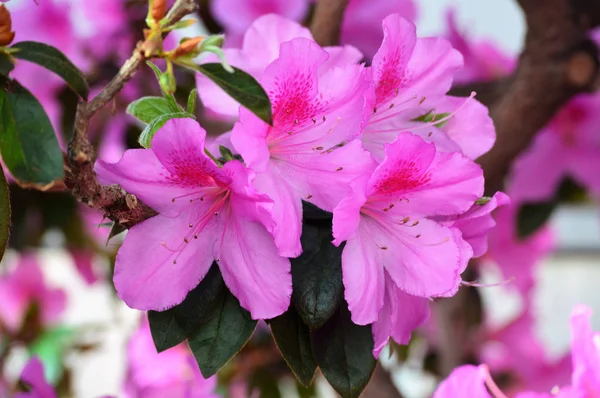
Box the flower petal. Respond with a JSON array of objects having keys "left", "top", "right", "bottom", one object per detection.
[{"left": 433, "top": 365, "right": 492, "bottom": 398}]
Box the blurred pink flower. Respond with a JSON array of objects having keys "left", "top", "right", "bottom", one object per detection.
[
  {"left": 124, "top": 320, "right": 218, "bottom": 398},
  {"left": 0, "top": 254, "right": 66, "bottom": 333},
  {"left": 509, "top": 94, "right": 600, "bottom": 203},
  {"left": 15, "top": 357, "right": 57, "bottom": 398},
  {"left": 445, "top": 9, "right": 515, "bottom": 83}
]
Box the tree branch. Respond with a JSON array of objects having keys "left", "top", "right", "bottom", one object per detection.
[
  {"left": 459, "top": 0, "right": 600, "bottom": 195},
  {"left": 310, "top": 0, "right": 349, "bottom": 46},
  {"left": 64, "top": 0, "right": 198, "bottom": 228}
]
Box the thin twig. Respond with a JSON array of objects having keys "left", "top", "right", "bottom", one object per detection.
[
  {"left": 310, "top": 0, "right": 350, "bottom": 46},
  {"left": 64, "top": 0, "right": 198, "bottom": 227}
]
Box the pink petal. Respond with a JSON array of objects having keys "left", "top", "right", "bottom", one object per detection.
[
  {"left": 341, "top": 0, "right": 417, "bottom": 60},
  {"left": 433, "top": 365, "right": 492, "bottom": 398},
  {"left": 568, "top": 146, "right": 600, "bottom": 196},
  {"left": 15, "top": 357, "right": 57, "bottom": 398},
  {"left": 113, "top": 210, "right": 217, "bottom": 311},
  {"left": 367, "top": 133, "right": 484, "bottom": 217},
  {"left": 341, "top": 228, "right": 386, "bottom": 325},
  {"left": 434, "top": 96, "right": 496, "bottom": 160},
  {"left": 570, "top": 305, "right": 600, "bottom": 393},
  {"left": 218, "top": 203, "right": 291, "bottom": 320},
  {"left": 332, "top": 175, "right": 370, "bottom": 246}
]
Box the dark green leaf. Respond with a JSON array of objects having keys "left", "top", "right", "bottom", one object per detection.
[
  {"left": 292, "top": 216, "right": 344, "bottom": 329},
  {"left": 148, "top": 264, "right": 225, "bottom": 352},
  {"left": 269, "top": 307, "right": 317, "bottom": 386},
  {"left": 188, "top": 288, "right": 257, "bottom": 378},
  {"left": 187, "top": 88, "right": 197, "bottom": 114},
  {"left": 0, "top": 166, "right": 9, "bottom": 264},
  {"left": 0, "top": 80, "right": 63, "bottom": 185},
  {"left": 218, "top": 145, "right": 233, "bottom": 161},
  {"left": 0, "top": 52, "right": 14, "bottom": 75},
  {"left": 195, "top": 63, "right": 272, "bottom": 124},
  {"left": 311, "top": 305, "right": 376, "bottom": 398},
  {"left": 302, "top": 200, "right": 332, "bottom": 222},
  {"left": 126, "top": 96, "right": 175, "bottom": 124},
  {"left": 138, "top": 112, "right": 194, "bottom": 148},
  {"left": 12, "top": 41, "right": 89, "bottom": 99},
  {"left": 148, "top": 308, "right": 187, "bottom": 353},
  {"left": 297, "top": 383, "right": 317, "bottom": 398},
  {"left": 517, "top": 201, "right": 556, "bottom": 239}
]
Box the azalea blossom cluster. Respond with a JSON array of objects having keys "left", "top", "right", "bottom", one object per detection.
[
  {"left": 97, "top": 13, "right": 502, "bottom": 355},
  {"left": 434, "top": 305, "right": 600, "bottom": 398}
]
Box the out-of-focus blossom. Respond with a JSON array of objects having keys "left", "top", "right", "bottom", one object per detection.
[
  {"left": 332, "top": 133, "right": 484, "bottom": 355},
  {"left": 445, "top": 9, "right": 515, "bottom": 83},
  {"left": 0, "top": 254, "right": 66, "bottom": 333},
  {"left": 15, "top": 357, "right": 57, "bottom": 398},
  {"left": 485, "top": 204, "right": 555, "bottom": 299},
  {"left": 509, "top": 94, "right": 600, "bottom": 203},
  {"left": 231, "top": 36, "right": 372, "bottom": 257},
  {"left": 124, "top": 320, "right": 218, "bottom": 398},
  {"left": 96, "top": 119, "right": 291, "bottom": 319},
  {"left": 197, "top": 14, "right": 362, "bottom": 120}
]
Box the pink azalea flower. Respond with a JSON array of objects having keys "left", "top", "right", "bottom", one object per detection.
[
  {"left": 0, "top": 254, "right": 66, "bottom": 333},
  {"left": 437, "top": 192, "right": 510, "bottom": 258},
  {"left": 230, "top": 37, "right": 373, "bottom": 257},
  {"left": 445, "top": 9, "right": 516, "bottom": 83},
  {"left": 341, "top": 0, "right": 417, "bottom": 60},
  {"left": 15, "top": 357, "right": 57, "bottom": 398},
  {"left": 196, "top": 14, "right": 362, "bottom": 120},
  {"left": 95, "top": 118, "right": 291, "bottom": 319},
  {"left": 485, "top": 204, "right": 555, "bottom": 298},
  {"left": 124, "top": 320, "right": 218, "bottom": 398},
  {"left": 332, "top": 133, "right": 483, "bottom": 342},
  {"left": 509, "top": 94, "right": 600, "bottom": 203},
  {"left": 360, "top": 15, "right": 494, "bottom": 162},
  {"left": 568, "top": 305, "right": 600, "bottom": 395}
]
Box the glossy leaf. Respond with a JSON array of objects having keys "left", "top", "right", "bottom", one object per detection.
[
  {"left": 0, "top": 166, "right": 9, "bottom": 263},
  {"left": 194, "top": 63, "right": 272, "bottom": 124},
  {"left": 138, "top": 112, "right": 194, "bottom": 148},
  {"left": 188, "top": 287, "right": 257, "bottom": 378},
  {"left": 0, "top": 80, "right": 63, "bottom": 185},
  {"left": 12, "top": 41, "right": 89, "bottom": 99},
  {"left": 311, "top": 305, "right": 376, "bottom": 398},
  {"left": 0, "top": 52, "right": 14, "bottom": 75},
  {"left": 292, "top": 209, "right": 344, "bottom": 328},
  {"left": 269, "top": 307, "right": 317, "bottom": 386},
  {"left": 148, "top": 264, "right": 225, "bottom": 352},
  {"left": 126, "top": 96, "right": 175, "bottom": 124}
]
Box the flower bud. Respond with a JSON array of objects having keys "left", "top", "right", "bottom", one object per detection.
[
  {"left": 159, "top": 71, "right": 177, "bottom": 95},
  {"left": 173, "top": 36, "right": 204, "bottom": 58},
  {"left": 0, "top": 4, "right": 14, "bottom": 46},
  {"left": 150, "top": 0, "right": 167, "bottom": 23}
]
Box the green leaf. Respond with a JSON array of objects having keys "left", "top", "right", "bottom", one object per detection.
[
  {"left": 302, "top": 200, "right": 333, "bottom": 222},
  {"left": 517, "top": 201, "right": 556, "bottom": 239},
  {"left": 0, "top": 80, "right": 63, "bottom": 185},
  {"left": 311, "top": 305, "right": 376, "bottom": 398},
  {"left": 194, "top": 63, "right": 272, "bottom": 124},
  {"left": 12, "top": 41, "right": 89, "bottom": 100},
  {"left": 187, "top": 88, "right": 197, "bottom": 114},
  {"left": 218, "top": 145, "right": 233, "bottom": 161},
  {"left": 138, "top": 112, "right": 194, "bottom": 148},
  {"left": 127, "top": 96, "right": 175, "bottom": 124},
  {"left": 0, "top": 52, "right": 14, "bottom": 75},
  {"left": 188, "top": 287, "right": 257, "bottom": 378},
  {"left": 248, "top": 368, "right": 282, "bottom": 398},
  {"left": 0, "top": 167, "right": 9, "bottom": 263},
  {"left": 29, "top": 326, "right": 75, "bottom": 384},
  {"left": 269, "top": 307, "right": 317, "bottom": 386},
  {"left": 292, "top": 209, "right": 344, "bottom": 329},
  {"left": 148, "top": 264, "right": 225, "bottom": 352}
]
